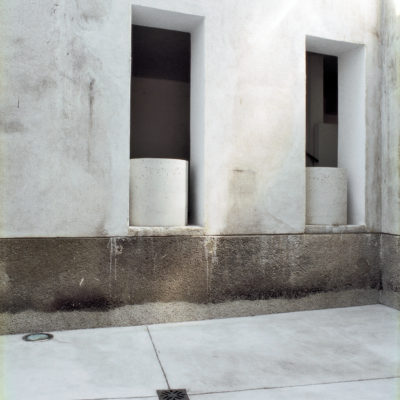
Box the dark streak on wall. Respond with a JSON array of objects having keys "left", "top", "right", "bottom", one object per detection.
[{"left": 88, "top": 78, "right": 96, "bottom": 166}]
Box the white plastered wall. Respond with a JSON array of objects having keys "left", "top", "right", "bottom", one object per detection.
[
  {"left": 338, "top": 46, "right": 366, "bottom": 225},
  {"left": 381, "top": 0, "right": 400, "bottom": 235},
  {"left": 0, "top": 0, "right": 132, "bottom": 237},
  {"left": 0, "top": 0, "right": 382, "bottom": 236}
]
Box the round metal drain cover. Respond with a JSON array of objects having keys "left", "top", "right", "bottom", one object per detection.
[{"left": 22, "top": 333, "right": 53, "bottom": 342}]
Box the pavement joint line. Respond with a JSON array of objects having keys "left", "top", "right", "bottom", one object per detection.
[
  {"left": 187, "top": 375, "right": 400, "bottom": 397},
  {"left": 73, "top": 375, "right": 400, "bottom": 400},
  {"left": 74, "top": 396, "right": 157, "bottom": 400},
  {"left": 146, "top": 325, "right": 171, "bottom": 390}
]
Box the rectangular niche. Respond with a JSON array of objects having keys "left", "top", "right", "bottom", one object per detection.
[
  {"left": 130, "top": 5, "right": 205, "bottom": 226},
  {"left": 306, "top": 52, "right": 338, "bottom": 167},
  {"left": 306, "top": 36, "right": 366, "bottom": 225},
  {"left": 131, "top": 25, "right": 190, "bottom": 160}
]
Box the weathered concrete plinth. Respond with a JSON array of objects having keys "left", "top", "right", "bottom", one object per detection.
[
  {"left": 380, "top": 234, "right": 400, "bottom": 310},
  {"left": 0, "top": 233, "right": 384, "bottom": 333}
]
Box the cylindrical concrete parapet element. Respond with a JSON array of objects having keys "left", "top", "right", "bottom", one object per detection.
[
  {"left": 306, "top": 167, "right": 347, "bottom": 225},
  {"left": 130, "top": 158, "right": 188, "bottom": 227}
]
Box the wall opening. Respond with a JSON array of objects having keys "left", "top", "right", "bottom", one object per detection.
[
  {"left": 306, "top": 36, "right": 366, "bottom": 225},
  {"left": 131, "top": 25, "right": 190, "bottom": 160},
  {"left": 306, "top": 52, "right": 338, "bottom": 167},
  {"left": 131, "top": 6, "right": 205, "bottom": 226}
]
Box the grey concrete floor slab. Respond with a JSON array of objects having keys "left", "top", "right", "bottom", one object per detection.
[
  {"left": 1, "top": 325, "right": 167, "bottom": 400},
  {"left": 0, "top": 305, "right": 399, "bottom": 400},
  {"left": 148, "top": 305, "right": 400, "bottom": 394}
]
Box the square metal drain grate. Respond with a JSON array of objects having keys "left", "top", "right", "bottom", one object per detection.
[{"left": 157, "top": 389, "right": 190, "bottom": 400}]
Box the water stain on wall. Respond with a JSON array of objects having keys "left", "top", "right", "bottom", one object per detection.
[
  {"left": 67, "top": 38, "right": 103, "bottom": 77},
  {"left": 50, "top": 2, "right": 59, "bottom": 17},
  {"left": 87, "top": 77, "right": 96, "bottom": 166},
  {"left": 17, "top": 77, "right": 57, "bottom": 100},
  {"left": 89, "top": 78, "right": 95, "bottom": 129},
  {"left": 74, "top": 0, "right": 109, "bottom": 27},
  {"left": 52, "top": 292, "right": 114, "bottom": 311},
  {"left": 225, "top": 169, "right": 257, "bottom": 232},
  {"left": 60, "top": 35, "right": 103, "bottom": 168},
  {"left": 0, "top": 120, "right": 24, "bottom": 133}
]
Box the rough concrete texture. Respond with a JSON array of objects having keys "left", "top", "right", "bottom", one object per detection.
[
  {"left": 0, "top": 238, "right": 112, "bottom": 312},
  {"left": 207, "top": 234, "right": 380, "bottom": 302},
  {"left": 380, "top": 234, "right": 400, "bottom": 309},
  {"left": 0, "top": 289, "right": 379, "bottom": 335},
  {"left": 111, "top": 236, "right": 208, "bottom": 304},
  {"left": 0, "top": 234, "right": 382, "bottom": 332}
]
